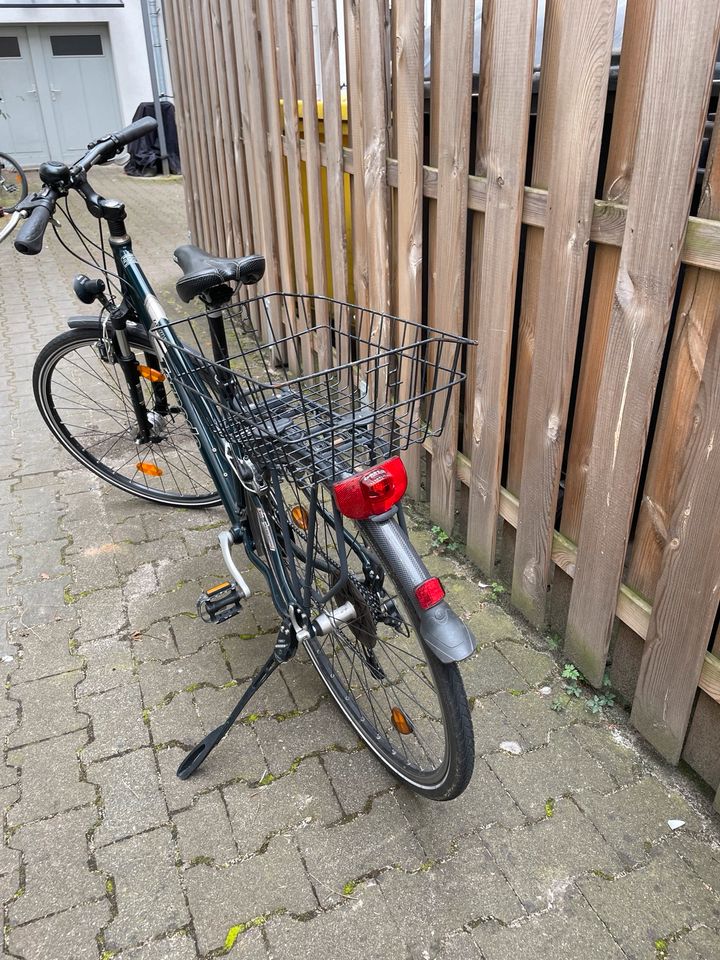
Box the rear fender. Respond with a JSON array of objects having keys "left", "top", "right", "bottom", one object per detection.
[{"left": 357, "top": 515, "right": 476, "bottom": 663}]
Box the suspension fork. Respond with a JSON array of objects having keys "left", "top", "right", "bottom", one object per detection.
[{"left": 109, "top": 305, "right": 152, "bottom": 443}]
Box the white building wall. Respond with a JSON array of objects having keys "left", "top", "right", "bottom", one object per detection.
[{"left": 0, "top": 0, "right": 154, "bottom": 124}]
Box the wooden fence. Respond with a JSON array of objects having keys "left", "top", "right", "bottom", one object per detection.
[{"left": 164, "top": 0, "right": 720, "bottom": 800}]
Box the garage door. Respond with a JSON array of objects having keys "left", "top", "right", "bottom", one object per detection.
[{"left": 0, "top": 23, "right": 122, "bottom": 167}]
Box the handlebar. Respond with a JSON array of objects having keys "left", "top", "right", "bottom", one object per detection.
[{"left": 5, "top": 116, "right": 159, "bottom": 255}]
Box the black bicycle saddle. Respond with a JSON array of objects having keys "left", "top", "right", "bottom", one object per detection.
[{"left": 173, "top": 244, "right": 265, "bottom": 303}]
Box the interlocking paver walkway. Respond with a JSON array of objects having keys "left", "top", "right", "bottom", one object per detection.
[{"left": 1, "top": 166, "right": 720, "bottom": 959}]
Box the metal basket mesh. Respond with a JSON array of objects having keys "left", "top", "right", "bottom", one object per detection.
[{"left": 156, "top": 293, "right": 470, "bottom": 485}]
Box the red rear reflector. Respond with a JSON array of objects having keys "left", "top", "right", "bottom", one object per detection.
[
  {"left": 333, "top": 457, "right": 408, "bottom": 519},
  {"left": 415, "top": 577, "right": 445, "bottom": 610}
]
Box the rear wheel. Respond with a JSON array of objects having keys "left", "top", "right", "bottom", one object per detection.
[
  {"left": 33, "top": 325, "right": 221, "bottom": 507},
  {"left": 270, "top": 478, "right": 475, "bottom": 800},
  {"left": 0, "top": 153, "right": 28, "bottom": 212}
]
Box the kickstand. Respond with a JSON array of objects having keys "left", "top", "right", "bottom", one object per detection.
[{"left": 177, "top": 649, "right": 281, "bottom": 780}]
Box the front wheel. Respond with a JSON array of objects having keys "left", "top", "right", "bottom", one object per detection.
[
  {"left": 0, "top": 153, "right": 28, "bottom": 212},
  {"left": 271, "top": 479, "right": 475, "bottom": 799},
  {"left": 33, "top": 325, "right": 221, "bottom": 507}
]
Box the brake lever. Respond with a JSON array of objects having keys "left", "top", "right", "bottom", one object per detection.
[{"left": 0, "top": 210, "right": 24, "bottom": 244}]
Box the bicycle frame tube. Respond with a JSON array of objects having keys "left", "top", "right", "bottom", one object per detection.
[{"left": 108, "top": 236, "right": 243, "bottom": 518}]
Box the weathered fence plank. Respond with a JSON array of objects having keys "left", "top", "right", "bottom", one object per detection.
[
  {"left": 428, "top": 0, "right": 475, "bottom": 534},
  {"left": 393, "top": 0, "right": 423, "bottom": 499},
  {"left": 343, "top": 0, "right": 369, "bottom": 308},
  {"left": 511, "top": 0, "right": 616, "bottom": 626},
  {"left": 631, "top": 313, "right": 720, "bottom": 762},
  {"left": 565, "top": 0, "right": 720, "bottom": 685},
  {"left": 465, "top": 0, "right": 537, "bottom": 573},
  {"left": 560, "top": 0, "right": 656, "bottom": 542}
]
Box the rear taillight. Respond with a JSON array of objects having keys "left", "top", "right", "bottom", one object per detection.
[
  {"left": 414, "top": 577, "right": 445, "bottom": 610},
  {"left": 333, "top": 457, "right": 408, "bottom": 519}
]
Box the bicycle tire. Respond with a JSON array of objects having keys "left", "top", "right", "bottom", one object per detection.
[
  {"left": 33, "top": 325, "right": 222, "bottom": 508},
  {"left": 267, "top": 479, "right": 474, "bottom": 800},
  {"left": 0, "top": 152, "right": 28, "bottom": 211}
]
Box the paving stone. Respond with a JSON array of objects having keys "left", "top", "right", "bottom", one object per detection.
[
  {"left": 155, "top": 552, "right": 225, "bottom": 593},
  {"left": 224, "top": 756, "right": 342, "bottom": 855},
  {"left": 224, "top": 632, "right": 290, "bottom": 681},
  {"left": 496, "top": 640, "right": 556, "bottom": 686},
  {"left": 570, "top": 723, "right": 645, "bottom": 787},
  {"left": 150, "top": 690, "right": 205, "bottom": 747},
  {"left": 74, "top": 586, "right": 126, "bottom": 642},
  {"left": 265, "top": 880, "right": 395, "bottom": 960},
  {"left": 484, "top": 800, "right": 623, "bottom": 912},
  {"left": 474, "top": 892, "right": 627, "bottom": 960},
  {"left": 8, "top": 730, "right": 95, "bottom": 825},
  {"left": 156, "top": 738, "right": 266, "bottom": 814},
  {"left": 578, "top": 847, "right": 720, "bottom": 959},
  {"left": 491, "top": 688, "right": 572, "bottom": 748},
  {"left": 471, "top": 695, "right": 529, "bottom": 757},
  {"left": 175, "top": 789, "right": 237, "bottom": 864},
  {"left": 397, "top": 758, "right": 524, "bottom": 857},
  {"left": 173, "top": 611, "right": 252, "bottom": 656},
  {"left": 11, "top": 538, "right": 69, "bottom": 583},
  {"left": 76, "top": 635, "right": 134, "bottom": 696},
  {"left": 487, "top": 728, "right": 615, "bottom": 818},
  {"left": 577, "top": 776, "right": 700, "bottom": 867},
  {"left": 7, "top": 898, "right": 111, "bottom": 960},
  {"left": 460, "top": 645, "right": 527, "bottom": 698},
  {"left": 13, "top": 574, "right": 75, "bottom": 626},
  {"left": 138, "top": 643, "right": 232, "bottom": 706},
  {"left": 8, "top": 670, "right": 87, "bottom": 747},
  {"left": 9, "top": 805, "right": 104, "bottom": 924},
  {"left": 10, "top": 509, "right": 66, "bottom": 546},
  {"left": 378, "top": 834, "right": 525, "bottom": 949},
  {"left": 98, "top": 827, "right": 189, "bottom": 950},
  {"left": 131, "top": 583, "right": 208, "bottom": 632},
  {"left": 130, "top": 618, "right": 178, "bottom": 662},
  {"left": 117, "top": 933, "right": 199, "bottom": 960},
  {"left": 254, "top": 700, "right": 361, "bottom": 775},
  {"left": 670, "top": 927, "right": 720, "bottom": 960},
  {"left": 227, "top": 926, "right": 268, "bottom": 958},
  {"left": 322, "top": 746, "right": 395, "bottom": 816},
  {"left": 114, "top": 535, "right": 187, "bottom": 575},
  {"left": 298, "top": 793, "right": 425, "bottom": 906},
  {"left": 9, "top": 620, "right": 80, "bottom": 683},
  {"left": 64, "top": 541, "right": 122, "bottom": 590},
  {"left": 465, "top": 602, "right": 523, "bottom": 645},
  {"left": 91, "top": 747, "right": 167, "bottom": 845},
  {"left": 279, "top": 657, "right": 328, "bottom": 711},
  {"left": 185, "top": 834, "right": 317, "bottom": 954},
  {"left": 434, "top": 933, "right": 483, "bottom": 959},
  {"left": 82, "top": 682, "right": 150, "bottom": 763},
  {"left": 123, "top": 562, "right": 160, "bottom": 603}
]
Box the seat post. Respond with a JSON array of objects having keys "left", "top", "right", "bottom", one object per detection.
[{"left": 200, "top": 288, "right": 231, "bottom": 366}]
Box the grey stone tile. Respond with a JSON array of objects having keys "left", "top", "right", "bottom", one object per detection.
[
  {"left": 156, "top": 738, "right": 266, "bottom": 814},
  {"left": 9, "top": 805, "right": 104, "bottom": 924},
  {"left": 75, "top": 635, "right": 134, "bottom": 696},
  {"left": 670, "top": 927, "right": 720, "bottom": 960},
  {"left": 7, "top": 898, "right": 111, "bottom": 960},
  {"left": 397, "top": 757, "right": 524, "bottom": 857},
  {"left": 460, "top": 645, "right": 527, "bottom": 698},
  {"left": 471, "top": 694, "right": 529, "bottom": 756},
  {"left": 578, "top": 848, "right": 720, "bottom": 959},
  {"left": 194, "top": 673, "right": 296, "bottom": 728},
  {"left": 130, "top": 618, "right": 178, "bottom": 662},
  {"left": 175, "top": 789, "right": 237, "bottom": 864},
  {"left": 254, "top": 700, "right": 360, "bottom": 775},
  {"left": 81, "top": 682, "right": 150, "bottom": 763},
  {"left": 9, "top": 619, "right": 80, "bottom": 683},
  {"left": 672, "top": 835, "right": 720, "bottom": 896},
  {"left": 464, "top": 602, "right": 523, "bottom": 645},
  {"left": 8, "top": 670, "right": 87, "bottom": 748},
  {"left": 98, "top": 827, "right": 189, "bottom": 950},
  {"left": 117, "top": 933, "right": 199, "bottom": 960},
  {"left": 185, "top": 834, "right": 317, "bottom": 954},
  {"left": 8, "top": 730, "right": 95, "bottom": 825},
  {"left": 577, "top": 776, "right": 701, "bottom": 867},
  {"left": 74, "top": 586, "right": 126, "bottom": 643},
  {"left": 298, "top": 793, "right": 425, "bottom": 907},
  {"left": 483, "top": 800, "right": 623, "bottom": 912},
  {"left": 475, "top": 892, "right": 627, "bottom": 960},
  {"left": 570, "top": 723, "right": 645, "bottom": 787},
  {"left": 224, "top": 756, "right": 342, "bottom": 855},
  {"left": 496, "top": 640, "right": 557, "bottom": 686},
  {"left": 150, "top": 690, "right": 204, "bottom": 747},
  {"left": 265, "top": 881, "right": 394, "bottom": 960},
  {"left": 91, "top": 747, "right": 167, "bottom": 845},
  {"left": 491, "top": 688, "right": 572, "bottom": 748},
  {"left": 487, "top": 728, "right": 615, "bottom": 818},
  {"left": 322, "top": 746, "right": 395, "bottom": 817},
  {"left": 138, "top": 643, "right": 231, "bottom": 706}
]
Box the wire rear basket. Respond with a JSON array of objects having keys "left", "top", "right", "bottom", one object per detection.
[{"left": 158, "top": 293, "right": 471, "bottom": 486}]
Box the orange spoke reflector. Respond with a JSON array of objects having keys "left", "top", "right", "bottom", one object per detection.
[
  {"left": 391, "top": 706, "right": 414, "bottom": 736},
  {"left": 291, "top": 505, "right": 309, "bottom": 530},
  {"left": 136, "top": 462, "right": 163, "bottom": 477},
  {"left": 137, "top": 364, "right": 165, "bottom": 382}
]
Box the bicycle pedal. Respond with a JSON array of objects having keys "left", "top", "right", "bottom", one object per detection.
[{"left": 197, "top": 581, "right": 244, "bottom": 624}]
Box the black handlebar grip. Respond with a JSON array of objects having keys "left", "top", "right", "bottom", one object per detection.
[
  {"left": 112, "top": 116, "right": 158, "bottom": 149},
  {"left": 14, "top": 204, "right": 53, "bottom": 256}
]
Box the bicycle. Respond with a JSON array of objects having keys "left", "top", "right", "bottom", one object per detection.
[
  {"left": 0, "top": 152, "right": 28, "bottom": 212},
  {"left": 2, "top": 118, "right": 477, "bottom": 800}
]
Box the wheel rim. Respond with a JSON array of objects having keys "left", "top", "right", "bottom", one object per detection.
[
  {"left": 274, "top": 479, "right": 452, "bottom": 786},
  {"left": 37, "top": 333, "right": 220, "bottom": 505},
  {"left": 0, "top": 161, "right": 25, "bottom": 211}
]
